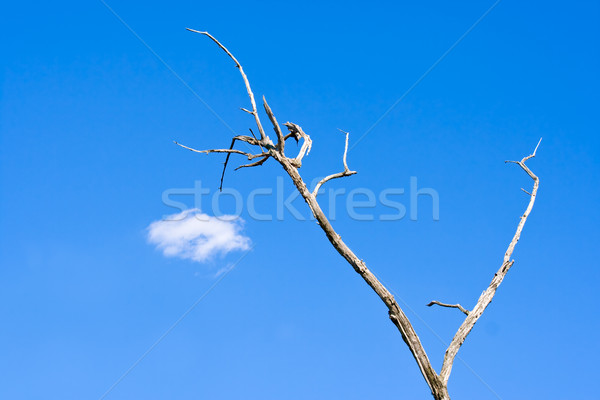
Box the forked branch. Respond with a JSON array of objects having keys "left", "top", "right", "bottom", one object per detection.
[
  {"left": 439, "top": 138, "right": 541, "bottom": 384},
  {"left": 312, "top": 129, "right": 357, "bottom": 197}
]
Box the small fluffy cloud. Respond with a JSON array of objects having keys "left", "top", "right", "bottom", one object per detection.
[{"left": 147, "top": 208, "right": 251, "bottom": 263}]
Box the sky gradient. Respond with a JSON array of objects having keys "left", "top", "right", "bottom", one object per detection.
[{"left": 1, "top": 1, "right": 599, "bottom": 399}]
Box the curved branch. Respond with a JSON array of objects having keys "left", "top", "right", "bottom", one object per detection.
[
  {"left": 234, "top": 155, "right": 269, "bottom": 170},
  {"left": 312, "top": 171, "right": 357, "bottom": 197},
  {"left": 187, "top": 28, "right": 268, "bottom": 144},
  {"left": 283, "top": 122, "right": 312, "bottom": 167},
  {"left": 233, "top": 135, "right": 262, "bottom": 147},
  {"left": 440, "top": 138, "right": 542, "bottom": 384},
  {"left": 219, "top": 138, "right": 237, "bottom": 191},
  {"left": 427, "top": 301, "right": 469, "bottom": 316}
]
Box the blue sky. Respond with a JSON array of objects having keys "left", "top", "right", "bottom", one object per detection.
[{"left": 1, "top": 1, "right": 599, "bottom": 399}]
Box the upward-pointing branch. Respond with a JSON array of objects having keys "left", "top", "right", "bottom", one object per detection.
[
  {"left": 312, "top": 129, "right": 357, "bottom": 197},
  {"left": 439, "top": 138, "right": 542, "bottom": 384}
]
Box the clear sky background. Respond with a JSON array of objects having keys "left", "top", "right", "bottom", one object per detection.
[{"left": 1, "top": 1, "right": 599, "bottom": 399}]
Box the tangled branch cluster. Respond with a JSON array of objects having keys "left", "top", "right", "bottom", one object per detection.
[{"left": 177, "top": 29, "right": 353, "bottom": 193}]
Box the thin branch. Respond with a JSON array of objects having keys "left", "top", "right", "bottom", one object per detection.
[
  {"left": 312, "top": 171, "right": 358, "bottom": 197},
  {"left": 523, "top": 137, "right": 542, "bottom": 162},
  {"left": 219, "top": 138, "right": 237, "bottom": 191},
  {"left": 338, "top": 129, "right": 351, "bottom": 171},
  {"left": 312, "top": 129, "right": 357, "bottom": 197},
  {"left": 233, "top": 135, "right": 262, "bottom": 147},
  {"left": 284, "top": 132, "right": 299, "bottom": 143},
  {"left": 263, "top": 96, "right": 285, "bottom": 153},
  {"left": 187, "top": 28, "right": 268, "bottom": 143},
  {"left": 504, "top": 137, "right": 542, "bottom": 180},
  {"left": 174, "top": 141, "right": 252, "bottom": 157},
  {"left": 440, "top": 139, "right": 541, "bottom": 384},
  {"left": 234, "top": 155, "right": 269, "bottom": 170},
  {"left": 248, "top": 128, "right": 265, "bottom": 153},
  {"left": 174, "top": 141, "right": 266, "bottom": 160},
  {"left": 427, "top": 301, "right": 469, "bottom": 316},
  {"left": 521, "top": 188, "right": 532, "bottom": 196}
]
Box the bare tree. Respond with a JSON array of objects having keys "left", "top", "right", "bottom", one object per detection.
[{"left": 177, "top": 29, "right": 541, "bottom": 400}]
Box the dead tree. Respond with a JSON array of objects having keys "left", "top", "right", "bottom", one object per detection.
[{"left": 177, "top": 29, "right": 541, "bottom": 400}]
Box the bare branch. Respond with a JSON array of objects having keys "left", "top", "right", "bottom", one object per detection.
[
  {"left": 234, "top": 155, "right": 269, "bottom": 170},
  {"left": 427, "top": 301, "right": 469, "bottom": 316},
  {"left": 174, "top": 141, "right": 267, "bottom": 160},
  {"left": 312, "top": 129, "right": 357, "bottom": 197},
  {"left": 277, "top": 159, "right": 447, "bottom": 398},
  {"left": 338, "top": 129, "right": 351, "bottom": 171},
  {"left": 174, "top": 141, "right": 252, "bottom": 157},
  {"left": 248, "top": 128, "right": 265, "bottom": 154},
  {"left": 521, "top": 188, "right": 532, "bottom": 196},
  {"left": 523, "top": 137, "right": 542, "bottom": 162},
  {"left": 284, "top": 122, "right": 312, "bottom": 167},
  {"left": 440, "top": 139, "right": 541, "bottom": 384},
  {"left": 187, "top": 28, "right": 268, "bottom": 143},
  {"left": 504, "top": 137, "right": 542, "bottom": 180},
  {"left": 233, "top": 135, "right": 262, "bottom": 147},
  {"left": 263, "top": 96, "right": 285, "bottom": 153},
  {"left": 312, "top": 171, "right": 357, "bottom": 197},
  {"left": 284, "top": 132, "right": 299, "bottom": 143},
  {"left": 219, "top": 138, "right": 237, "bottom": 191},
  {"left": 176, "top": 137, "right": 268, "bottom": 190}
]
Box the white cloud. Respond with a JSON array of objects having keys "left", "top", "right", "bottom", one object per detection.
[{"left": 147, "top": 208, "right": 251, "bottom": 263}]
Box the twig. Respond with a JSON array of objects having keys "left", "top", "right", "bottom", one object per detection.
[
  {"left": 219, "top": 138, "right": 237, "bottom": 191},
  {"left": 174, "top": 141, "right": 252, "bottom": 157},
  {"left": 284, "top": 131, "right": 300, "bottom": 143},
  {"left": 312, "top": 129, "right": 357, "bottom": 197},
  {"left": 248, "top": 129, "right": 265, "bottom": 153},
  {"left": 338, "top": 129, "right": 351, "bottom": 171},
  {"left": 233, "top": 135, "right": 262, "bottom": 147},
  {"left": 427, "top": 301, "right": 469, "bottom": 316},
  {"left": 174, "top": 141, "right": 267, "bottom": 160},
  {"left": 234, "top": 155, "right": 269, "bottom": 170},
  {"left": 440, "top": 138, "right": 541, "bottom": 384}
]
